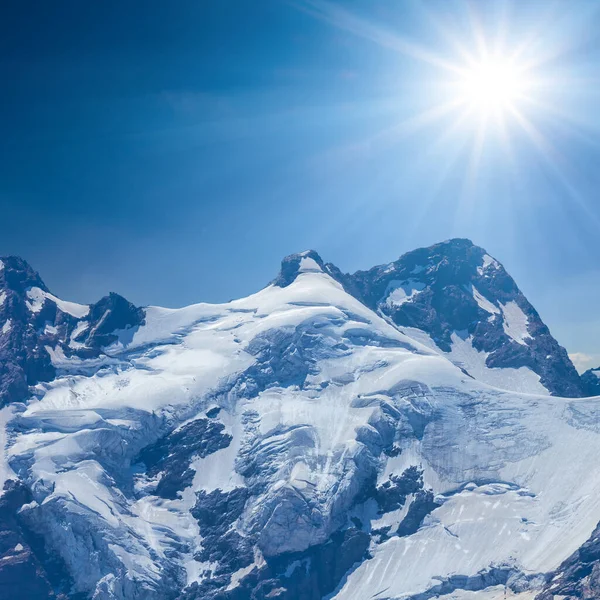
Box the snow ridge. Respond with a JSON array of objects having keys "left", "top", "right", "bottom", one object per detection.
[{"left": 0, "top": 243, "right": 597, "bottom": 600}]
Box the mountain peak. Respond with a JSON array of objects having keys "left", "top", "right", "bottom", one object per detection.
[
  {"left": 272, "top": 250, "right": 327, "bottom": 287},
  {"left": 0, "top": 255, "right": 48, "bottom": 293},
  {"left": 582, "top": 367, "right": 600, "bottom": 396},
  {"left": 344, "top": 240, "right": 582, "bottom": 397}
]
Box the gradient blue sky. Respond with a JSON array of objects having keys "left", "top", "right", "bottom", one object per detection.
[{"left": 1, "top": 0, "right": 600, "bottom": 368}]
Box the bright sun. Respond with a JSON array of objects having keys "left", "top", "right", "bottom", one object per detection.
[{"left": 456, "top": 57, "right": 528, "bottom": 116}]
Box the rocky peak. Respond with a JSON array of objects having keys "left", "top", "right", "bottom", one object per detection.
[
  {"left": 340, "top": 239, "right": 583, "bottom": 397},
  {"left": 582, "top": 368, "right": 600, "bottom": 397},
  {"left": 0, "top": 256, "right": 48, "bottom": 295},
  {"left": 272, "top": 250, "right": 335, "bottom": 287},
  {"left": 82, "top": 292, "right": 145, "bottom": 348},
  {"left": 0, "top": 256, "right": 144, "bottom": 408}
]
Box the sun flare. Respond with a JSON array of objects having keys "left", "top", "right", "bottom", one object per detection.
[{"left": 455, "top": 57, "right": 529, "bottom": 115}]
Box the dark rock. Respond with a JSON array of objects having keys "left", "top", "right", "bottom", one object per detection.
[
  {"left": 206, "top": 406, "right": 222, "bottom": 419},
  {"left": 339, "top": 239, "right": 583, "bottom": 397},
  {"left": 0, "top": 480, "right": 73, "bottom": 599},
  {"left": 182, "top": 526, "right": 370, "bottom": 600},
  {"left": 138, "top": 417, "right": 232, "bottom": 499},
  {"left": 82, "top": 292, "right": 145, "bottom": 348},
  {"left": 396, "top": 490, "right": 439, "bottom": 537},
  {"left": 0, "top": 256, "right": 47, "bottom": 293},
  {"left": 191, "top": 487, "right": 254, "bottom": 575},
  {"left": 0, "top": 255, "right": 145, "bottom": 408},
  {"left": 375, "top": 466, "right": 424, "bottom": 513},
  {"left": 536, "top": 519, "right": 600, "bottom": 599},
  {"left": 272, "top": 250, "right": 327, "bottom": 288},
  {"left": 582, "top": 368, "right": 600, "bottom": 397}
]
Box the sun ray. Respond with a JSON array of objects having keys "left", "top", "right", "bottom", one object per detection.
[
  {"left": 509, "top": 106, "right": 600, "bottom": 227},
  {"left": 292, "top": 0, "right": 600, "bottom": 234},
  {"left": 290, "top": 0, "right": 465, "bottom": 75}
]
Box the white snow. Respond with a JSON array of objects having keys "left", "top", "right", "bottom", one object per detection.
[
  {"left": 54, "top": 296, "right": 90, "bottom": 318},
  {"left": 298, "top": 256, "right": 322, "bottom": 273},
  {"left": 4, "top": 266, "right": 600, "bottom": 599},
  {"left": 44, "top": 323, "right": 58, "bottom": 335},
  {"left": 26, "top": 287, "right": 46, "bottom": 312},
  {"left": 471, "top": 285, "right": 500, "bottom": 316},
  {"left": 383, "top": 279, "right": 426, "bottom": 307},
  {"left": 26, "top": 287, "right": 90, "bottom": 318},
  {"left": 0, "top": 291, "right": 6, "bottom": 306},
  {"left": 500, "top": 301, "right": 532, "bottom": 345},
  {"left": 190, "top": 412, "right": 244, "bottom": 493},
  {"left": 226, "top": 563, "right": 256, "bottom": 591},
  {"left": 69, "top": 320, "right": 89, "bottom": 349},
  {"left": 0, "top": 407, "right": 16, "bottom": 495},
  {"left": 2, "top": 319, "right": 11, "bottom": 334},
  {"left": 400, "top": 327, "right": 548, "bottom": 395},
  {"left": 478, "top": 253, "right": 499, "bottom": 275},
  {"left": 447, "top": 332, "right": 546, "bottom": 394},
  {"left": 333, "top": 389, "right": 600, "bottom": 600}
]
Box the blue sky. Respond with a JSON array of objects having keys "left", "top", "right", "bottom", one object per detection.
[{"left": 1, "top": 0, "right": 600, "bottom": 368}]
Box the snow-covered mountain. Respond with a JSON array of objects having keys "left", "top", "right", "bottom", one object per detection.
[
  {"left": 0, "top": 241, "right": 598, "bottom": 600},
  {"left": 0, "top": 256, "right": 144, "bottom": 409},
  {"left": 339, "top": 239, "right": 583, "bottom": 397}
]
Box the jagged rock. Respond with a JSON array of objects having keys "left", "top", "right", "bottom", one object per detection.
[
  {"left": 182, "top": 527, "right": 370, "bottom": 600},
  {"left": 340, "top": 239, "right": 583, "bottom": 397},
  {"left": 536, "top": 519, "right": 600, "bottom": 599},
  {"left": 0, "top": 256, "right": 145, "bottom": 408},
  {"left": 80, "top": 292, "right": 145, "bottom": 348},
  {"left": 375, "top": 466, "right": 424, "bottom": 513},
  {"left": 0, "top": 480, "right": 72, "bottom": 599},
  {"left": 582, "top": 367, "right": 600, "bottom": 397},
  {"left": 139, "top": 417, "right": 232, "bottom": 499},
  {"left": 191, "top": 487, "right": 253, "bottom": 574}
]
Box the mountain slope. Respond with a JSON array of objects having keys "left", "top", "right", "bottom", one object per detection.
[
  {"left": 0, "top": 244, "right": 597, "bottom": 600},
  {"left": 340, "top": 239, "right": 582, "bottom": 397},
  {"left": 0, "top": 256, "right": 145, "bottom": 408}
]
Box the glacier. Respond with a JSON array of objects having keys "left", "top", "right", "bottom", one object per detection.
[{"left": 0, "top": 240, "right": 599, "bottom": 600}]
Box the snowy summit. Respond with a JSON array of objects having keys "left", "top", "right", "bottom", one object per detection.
[{"left": 0, "top": 239, "right": 598, "bottom": 600}]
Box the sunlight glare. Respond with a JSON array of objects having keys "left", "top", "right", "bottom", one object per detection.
[{"left": 456, "top": 57, "right": 528, "bottom": 115}]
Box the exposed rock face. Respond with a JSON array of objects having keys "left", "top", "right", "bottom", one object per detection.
[
  {"left": 139, "top": 418, "right": 232, "bottom": 500},
  {"left": 536, "top": 519, "right": 600, "bottom": 599},
  {"left": 0, "top": 480, "right": 72, "bottom": 599},
  {"left": 341, "top": 239, "right": 583, "bottom": 397},
  {"left": 0, "top": 256, "right": 145, "bottom": 407},
  {"left": 0, "top": 257, "right": 57, "bottom": 407},
  {"left": 582, "top": 368, "right": 600, "bottom": 397},
  {"left": 82, "top": 293, "right": 145, "bottom": 349},
  {"left": 272, "top": 240, "right": 583, "bottom": 397}
]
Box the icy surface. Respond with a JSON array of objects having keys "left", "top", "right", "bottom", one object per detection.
[
  {"left": 471, "top": 285, "right": 500, "bottom": 316},
  {"left": 384, "top": 279, "right": 426, "bottom": 307},
  {"left": 2, "top": 264, "right": 600, "bottom": 599},
  {"left": 0, "top": 407, "right": 16, "bottom": 495},
  {"left": 334, "top": 388, "right": 600, "bottom": 600},
  {"left": 26, "top": 286, "right": 90, "bottom": 317},
  {"left": 501, "top": 301, "right": 531, "bottom": 346},
  {"left": 478, "top": 253, "right": 499, "bottom": 275},
  {"left": 400, "top": 327, "right": 547, "bottom": 395}
]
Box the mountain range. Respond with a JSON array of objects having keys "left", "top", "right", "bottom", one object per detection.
[{"left": 1, "top": 238, "right": 599, "bottom": 600}]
